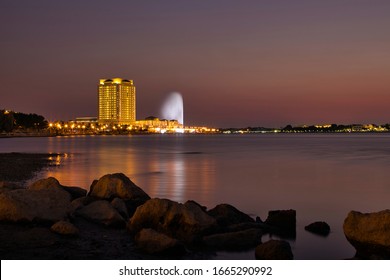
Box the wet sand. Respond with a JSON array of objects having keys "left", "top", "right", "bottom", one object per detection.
[{"left": 0, "top": 153, "right": 62, "bottom": 183}]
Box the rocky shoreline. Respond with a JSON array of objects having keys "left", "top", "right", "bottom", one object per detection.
[{"left": 0, "top": 173, "right": 389, "bottom": 260}]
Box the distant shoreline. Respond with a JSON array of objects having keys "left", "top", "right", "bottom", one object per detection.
[{"left": 1, "top": 130, "right": 390, "bottom": 139}]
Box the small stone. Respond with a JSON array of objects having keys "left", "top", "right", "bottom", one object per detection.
[
  {"left": 305, "top": 221, "right": 330, "bottom": 236},
  {"left": 51, "top": 221, "right": 79, "bottom": 236}
]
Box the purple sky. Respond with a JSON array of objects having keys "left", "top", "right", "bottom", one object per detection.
[{"left": 1, "top": 0, "right": 390, "bottom": 127}]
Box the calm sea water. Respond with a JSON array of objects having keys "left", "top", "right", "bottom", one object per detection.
[{"left": 2, "top": 134, "right": 390, "bottom": 259}]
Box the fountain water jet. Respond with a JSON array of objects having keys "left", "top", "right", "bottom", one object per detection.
[{"left": 161, "top": 92, "right": 184, "bottom": 125}]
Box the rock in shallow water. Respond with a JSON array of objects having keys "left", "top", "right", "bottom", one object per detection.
[
  {"left": 208, "top": 203, "right": 254, "bottom": 227},
  {"left": 344, "top": 210, "right": 390, "bottom": 259},
  {"left": 305, "top": 221, "right": 330, "bottom": 236},
  {"left": 88, "top": 173, "right": 150, "bottom": 201},
  {"left": 265, "top": 209, "right": 296, "bottom": 237}
]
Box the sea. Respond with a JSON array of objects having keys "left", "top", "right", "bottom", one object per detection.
[{"left": 2, "top": 133, "right": 390, "bottom": 260}]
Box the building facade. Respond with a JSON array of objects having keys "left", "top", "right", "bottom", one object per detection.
[
  {"left": 98, "top": 78, "right": 136, "bottom": 125},
  {"left": 134, "top": 117, "right": 183, "bottom": 132}
]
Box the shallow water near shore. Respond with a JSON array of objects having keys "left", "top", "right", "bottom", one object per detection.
[{"left": 2, "top": 134, "right": 390, "bottom": 259}]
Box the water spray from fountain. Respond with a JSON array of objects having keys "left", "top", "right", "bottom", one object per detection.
[{"left": 161, "top": 92, "right": 184, "bottom": 125}]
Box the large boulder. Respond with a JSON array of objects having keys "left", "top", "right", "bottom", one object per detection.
[
  {"left": 76, "top": 200, "right": 125, "bottom": 228},
  {"left": 305, "top": 221, "right": 330, "bottom": 236},
  {"left": 344, "top": 210, "right": 390, "bottom": 258},
  {"left": 255, "top": 240, "right": 294, "bottom": 260},
  {"left": 28, "top": 177, "right": 86, "bottom": 200},
  {"left": 135, "top": 228, "right": 185, "bottom": 256},
  {"left": 203, "top": 228, "right": 262, "bottom": 250},
  {"left": 128, "top": 198, "right": 217, "bottom": 243},
  {"left": 208, "top": 204, "right": 254, "bottom": 227},
  {"left": 28, "top": 177, "right": 64, "bottom": 191},
  {"left": 89, "top": 173, "right": 150, "bottom": 201},
  {"left": 0, "top": 188, "right": 71, "bottom": 223},
  {"left": 265, "top": 209, "right": 296, "bottom": 236}
]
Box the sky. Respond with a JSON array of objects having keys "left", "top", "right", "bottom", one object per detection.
[{"left": 1, "top": 0, "right": 390, "bottom": 128}]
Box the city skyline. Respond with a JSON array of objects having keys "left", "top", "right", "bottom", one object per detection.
[{"left": 1, "top": 1, "right": 390, "bottom": 127}]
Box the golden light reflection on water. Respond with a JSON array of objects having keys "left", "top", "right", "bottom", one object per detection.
[{"left": 45, "top": 142, "right": 216, "bottom": 205}]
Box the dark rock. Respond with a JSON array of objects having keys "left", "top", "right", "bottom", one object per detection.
[
  {"left": 305, "top": 221, "right": 330, "bottom": 236},
  {"left": 89, "top": 179, "right": 98, "bottom": 192},
  {"left": 51, "top": 220, "right": 79, "bottom": 236},
  {"left": 265, "top": 209, "right": 296, "bottom": 236},
  {"left": 127, "top": 198, "right": 217, "bottom": 244},
  {"left": 111, "top": 198, "right": 129, "bottom": 219},
  {"left": 203, "top": 228, "right": 262, "bottom": 250},
  {"left": 29, "top": 177, "right": 86, "bottom": 200},
  {"left": 256, "top": 216, "right": 263, "bottom": 223},
  {"left": 185, "top": 200, "right": 207, "bottom": 212},
  {"left": 226, "top": 222, "right": 268, "bottom": 233},
  {"left": 0, "top": 187, "right": 71, "bottom": 223},
  {"left": 255, "top": 240, "right": 293, "bottom": 260},
  {"left": 88, "top": 173, "right": 150, "bottom": 201},
  {"left": 208, "top": 204, "right": 254, "bottom": 227},
  {"left": 344, "top": 210, "right": 390, "bottom": 259},
  {"left": 76, "top": 200, "right": 125, "bottom": 228},
  {"left": 124, "top": 198, "right": 149, "bottom": 218},
  {"left": 28, "top": 177, "right": 64, "bottom": 191},
  {"left": 69, "top": 196, "right": 98, "bottom": 215},
  {"left": 135, "top": 228, "right": 185, "bottom": 255},
  {"left": 62, "top": 186, "right": 87, "bottom": 200}
]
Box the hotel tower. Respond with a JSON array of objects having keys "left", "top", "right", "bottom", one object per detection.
[{"left": 98, "top": 78, "right": 136, "bottom": 125}]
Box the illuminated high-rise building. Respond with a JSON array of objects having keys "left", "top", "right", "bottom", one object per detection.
[{"left": 98, "top": 78, "right": 136, "bottom": 125}]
